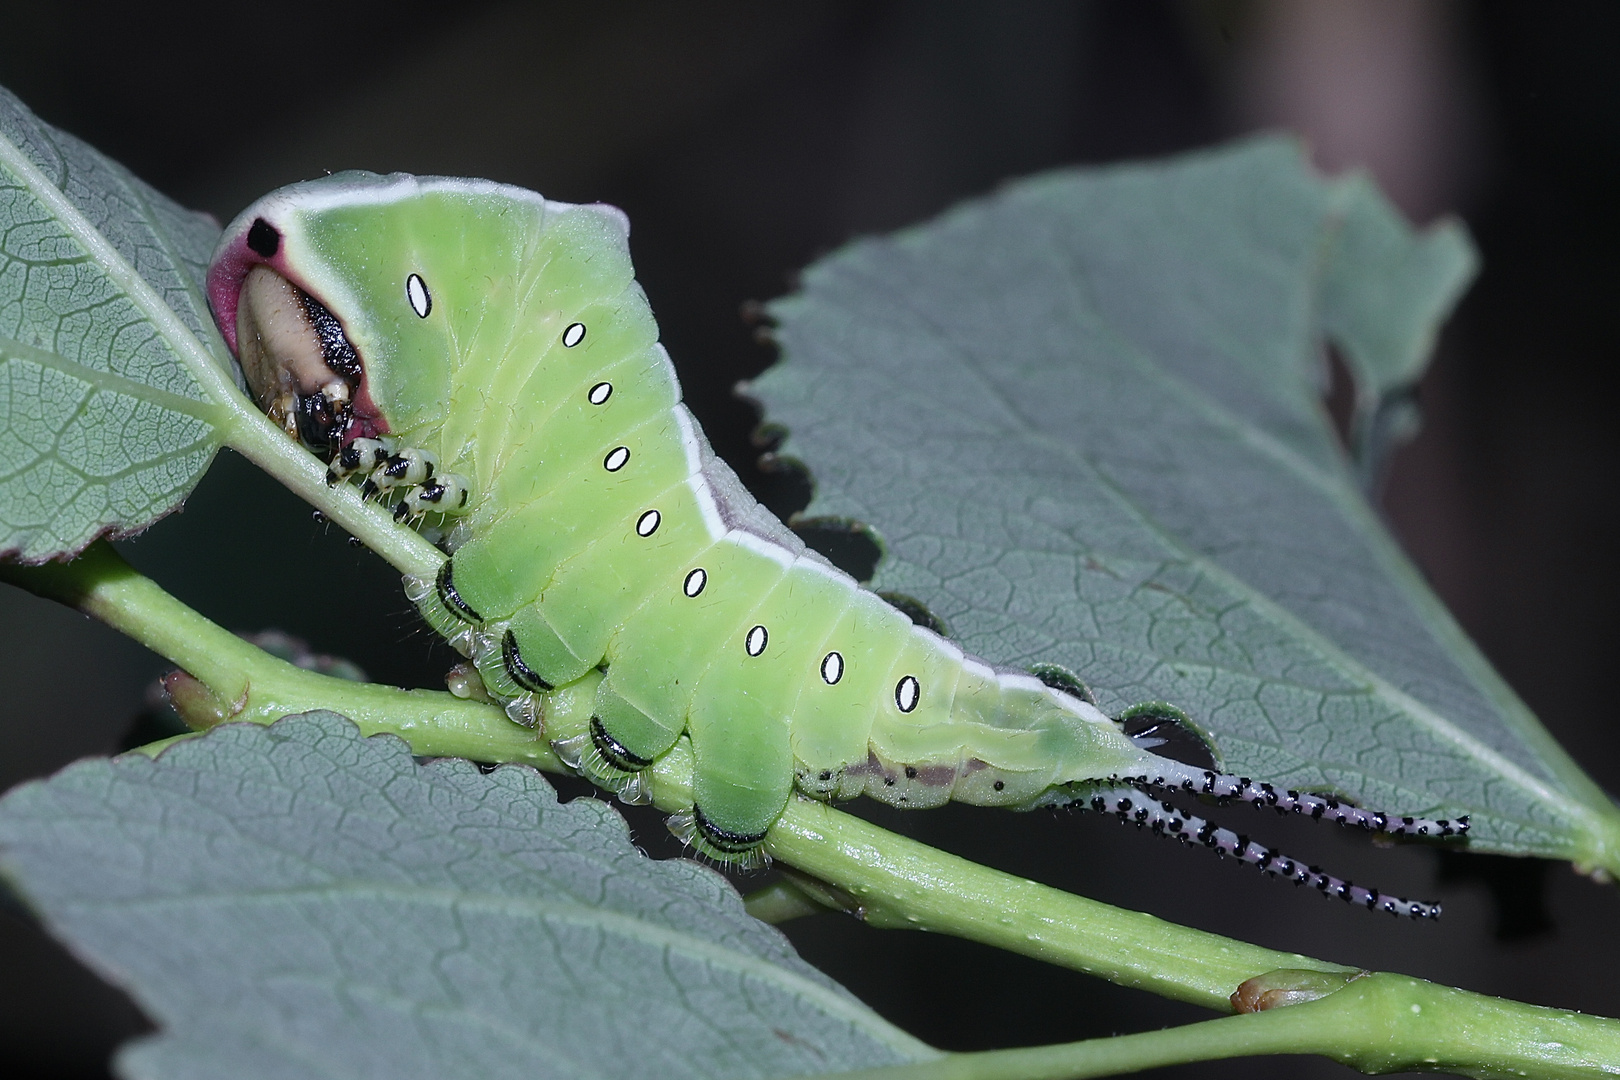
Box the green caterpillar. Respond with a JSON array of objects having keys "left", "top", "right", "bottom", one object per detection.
[{"left": 206, "top": 173, "right": 1466, "bottom": 916}]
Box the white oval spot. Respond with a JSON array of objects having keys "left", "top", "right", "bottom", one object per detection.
[
  {"left": 820, "top": 651, "right": 844, "bottom": 685},
  {"left": 406, "top": 274, "right": 431, "bottom": 318},
  {"left": 895, "top": 675, "right": 920, "bottom": 713},
  {"left": 636, "top": 509, "right": 660, "bottom": 537},
  {"left": 588, "top": 381, "right": 612, "bottom": 405},
  {"left": 603, "top": 446, "right": 630, "bottom": 472},
  {"left": 683, "top": 568, "right": 707, "bottom": 597},
  {"left": 562, "top": 322, "right": 586, "bottom": 347},
  {"left": 745, "top": 625, "right": 768, "bottom": 657}
]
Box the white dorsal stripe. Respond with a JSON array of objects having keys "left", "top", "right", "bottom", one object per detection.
[
  {"left": 961, "top": 658, "right": 995, "bottom": 681},
  {"left": 686, "top": 474, "right": 727, "bottom": 540},
  {"left": 997, "top": 672, "right": 1052, "bottom": 696},
  {"left": 727, "top": 529, "right": 797, "bottom": 568},
  {"left": 238, "top": 174, "right": 597, "bottom": 363},
  {"left": 671, "top": 404, "right": 709, "bottom": 477},
  {"left": 792, "top": 551, "right": 854, "bottom": 585},
  {"left": 264, "top": 174, "right": 580, "bottom": 219},
  {"left": 908, "top": 622, "right": 964, "bottom": 664}
]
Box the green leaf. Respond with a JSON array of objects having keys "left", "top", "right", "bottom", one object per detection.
[
  {"left": 754, "top": 136, "right": 1620, "bottom": 871},
  {"left": 0, "top": 712, "right": 933, "bottom": 1080},
  {"left": 0, "top": 86, "right": 234, "bottom": 561}
]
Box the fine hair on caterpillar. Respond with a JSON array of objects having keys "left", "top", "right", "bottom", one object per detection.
[{"left": 207, "top": 171, "right": 1469, "bottom": 917}]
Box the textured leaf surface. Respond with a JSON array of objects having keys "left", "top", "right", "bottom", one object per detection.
[
  {"left": 0, "top": 87, "right": 230, "bottom": 560},
  {"left": 755, "top": 138, "right": 1620, "bottom": 868},
  {"left": 0, "top": 712, "right": 931, "bottom": 1080}
]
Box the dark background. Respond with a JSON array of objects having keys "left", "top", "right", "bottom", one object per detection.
[{"left": 0, "top": 2, "right": 1615, "bottom": 1077}]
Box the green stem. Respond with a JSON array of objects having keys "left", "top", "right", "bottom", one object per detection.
[
  {"left": 221, "top": 418, "right": 445, "bottom": 582},
  {"left": 7, "top": 546, "right": 1620, "bottom": 1078},
  {"left": 801, "top": 972, "right": 1620, "bottom": 1080},
  {"left": 5, "top": 549, "right": 1336, "bottom": 1009},
  {"left": 741, "top": 872, "right": 849, "bottom": 924},
  {"left": 0, "top": 542, "right": 550, "bottom": 769},
  {"left": 760, "top": 796, "right": 1347, "bottom": 1010}
]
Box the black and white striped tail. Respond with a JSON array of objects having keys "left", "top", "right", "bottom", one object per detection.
[
  {"left": 1126, "top": 761, "right": 1470, "bottom": 840},
  {"left": 1086, "top": 785, "right": 1444, "bottom": 919}
]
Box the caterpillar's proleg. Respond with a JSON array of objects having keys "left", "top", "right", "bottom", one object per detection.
[
  {"left": 210, "top": 171, "right": 1473, "bottom": 914},
  {"left": 552, "top": 724, "right": 653, "bottom": 806}
]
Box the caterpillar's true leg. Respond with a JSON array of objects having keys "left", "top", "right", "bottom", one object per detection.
[
  {"left": 326, "top": 437, "right": 389, "bottom": 486},
  {"left": 325, "top": 438, "right": 472, "bottom": 521},
  {"left": 361, "top": 447, "right": 437, "bottom": 501},
  {"left": 393, "top": 472, "right": 472, "bottom": 521},
  {"left": 1081, "top": 784, "right": 1444, "bottom": 918}
]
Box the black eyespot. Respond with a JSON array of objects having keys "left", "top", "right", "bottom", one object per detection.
[{"left": 247, "top": 218, "right": 280, "bottom": 257}]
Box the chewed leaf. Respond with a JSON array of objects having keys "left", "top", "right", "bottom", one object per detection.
[
  {"left": 0, "top": 712, "right": 933, "bottom": 1080},
  {"left": 0, "top": 87, "right": 233, "bottom": 560},
  {"left": 754, "top": 137, "right": 1620, "bottom": 871}
]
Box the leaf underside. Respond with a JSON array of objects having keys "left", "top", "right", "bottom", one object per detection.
[
  {"left": 0, "top": 92, "right": 1614, "bottom": 1080},
  {"left": 0, "top": 713, "right": 932, "bottom": 1080},
  {"left": 0, "top": 86, "right": 229, "bottom": 561},
  {"left": 755, "top": 136, "right": 1620, "bottom": 867}
]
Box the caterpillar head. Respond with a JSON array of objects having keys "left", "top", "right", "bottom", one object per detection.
[{"left": 207, "top": 172, "right": 630, "bottom": 464}]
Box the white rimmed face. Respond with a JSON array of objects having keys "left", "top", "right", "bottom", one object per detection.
[{"left": 207, "top": 171, "right": 626, "bottom": 462}]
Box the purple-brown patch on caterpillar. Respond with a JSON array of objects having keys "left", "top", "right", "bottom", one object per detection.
[{"left": 908, "top": 763, "right": 959, "bottom": 787}]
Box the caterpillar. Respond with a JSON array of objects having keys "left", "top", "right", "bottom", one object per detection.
[{"left": 205, "top": 173, "right": 1466, "bottom": 916}]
